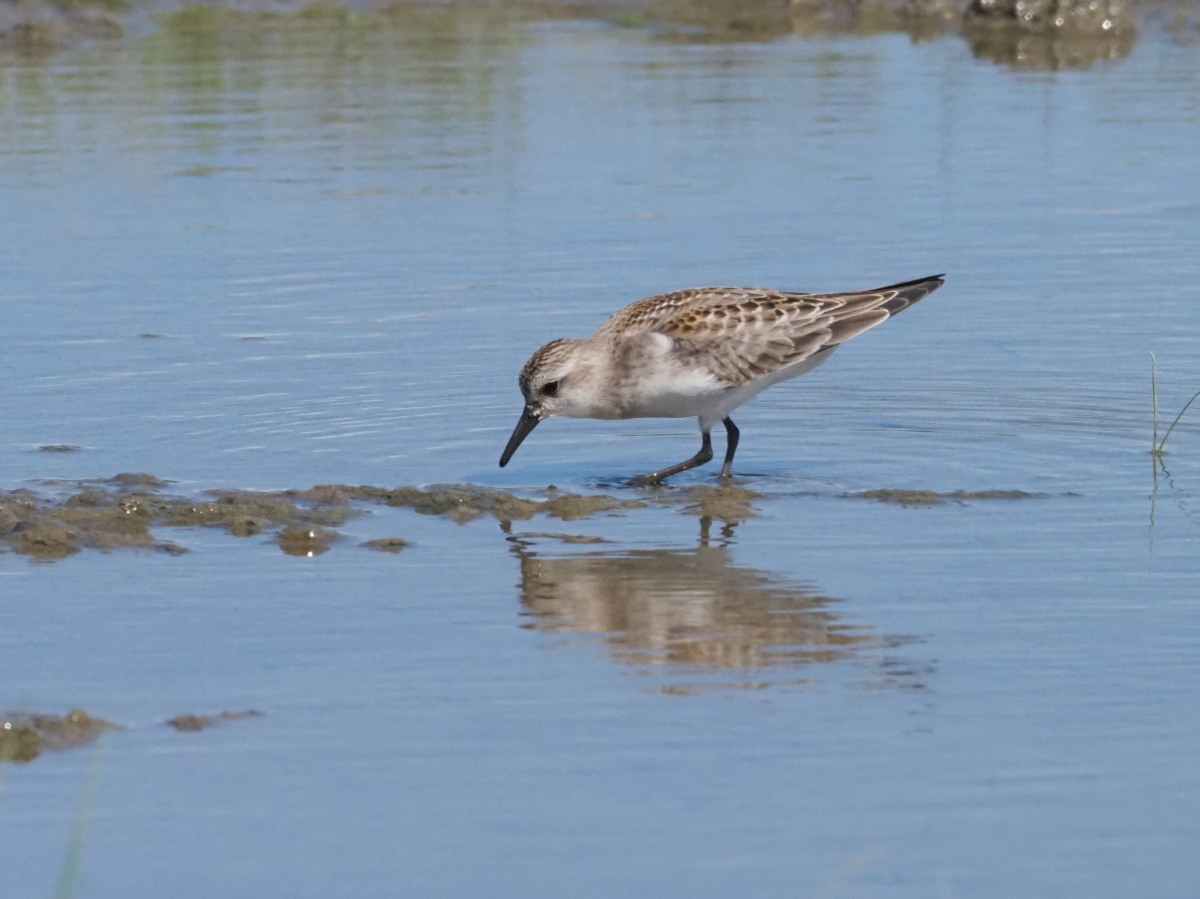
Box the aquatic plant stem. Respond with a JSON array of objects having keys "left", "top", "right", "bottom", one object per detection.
[{"left": 1151, "top": 353, "right": 1159, "bottom": 454}]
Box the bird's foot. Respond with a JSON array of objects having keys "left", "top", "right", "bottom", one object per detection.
[{"left": 626, "top": 473, "right": 667, "bottom": 488}]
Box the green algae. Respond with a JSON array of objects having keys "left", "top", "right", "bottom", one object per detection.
[
  {"left": 375, "top": 484, "right": 645, "bottom": 524},
  {"left": 384, "top": 484, "right": 542, "bottom": 523},
  {"left": 166, "top": 710, "right": 264, "bottom": 732},
  {"left": 0, "top": 477, "right": 662, "bottom": 559},
  {"left": 8, "top": 519, "right": 85, "bottom": 559},
  {"left": 508, "top": 532, "right": 612, "bottom": 544},
  {"left": 541, "top": 492, "right": 642, "bottom": 521},
  {"left": 362, "top": 537, "right": 410, "bottom": 553},
  {"left": 851, "top": 488, "right": 1047, "bottom": 505},
  {"left": 276, "top": 526, "right": 341, "bottom": 556},
  {"left": 0, "top": 709, "right": 120, "bottom": 764},
  {"left": 853, "top": 489, "right": 949, "bottom": 505},
  {"left": 0, "top": 474, "right": 1051, "bottom": 561},
  {"left": 0, "top": 475, "right": 357, "bottom": 559},
  {"left": 674, "top": 485, "right": 763, "bottom": 521}
]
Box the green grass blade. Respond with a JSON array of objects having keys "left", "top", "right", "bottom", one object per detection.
[
  {"left": 1156, "top": 387, "right": 1200, "bottom": 455},
  {"left": 53, "top": 741, "right": 107, "bottom": 899}
]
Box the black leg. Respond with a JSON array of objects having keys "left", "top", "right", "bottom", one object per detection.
[
  {"left": 627, "top": 430, "right": 714, "bottom": 487},
  {"left": 719, "top": 417, "right": 739, "bottom": 479}
]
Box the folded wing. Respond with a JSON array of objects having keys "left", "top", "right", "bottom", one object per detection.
[{"left": 609, "top": 275, "right": 943, "bottom": 389}]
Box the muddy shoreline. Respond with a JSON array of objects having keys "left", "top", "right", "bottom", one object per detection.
[
  {"left": 2, "top": 0, "right": 1196, "bottom": 65},
  {"left": 0, "top": 474, "right": 1048, "bottom": 560}
]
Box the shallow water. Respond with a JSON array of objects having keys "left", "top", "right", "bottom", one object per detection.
[{"left": 2, "top": 7, "right": 1200, "bottom": 897}]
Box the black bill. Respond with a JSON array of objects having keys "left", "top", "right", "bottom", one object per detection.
[{"left": 499, "top": 406, "right": 541, "bottom": 467}]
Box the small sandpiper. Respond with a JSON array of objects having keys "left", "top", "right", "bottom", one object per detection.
[{"left": 500, "top": 274, "right": 944, "bottom": 486}]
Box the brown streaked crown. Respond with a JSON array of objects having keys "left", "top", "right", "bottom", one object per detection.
[{"left": 518, "top": 338, "right": 576, "bottom": 399}]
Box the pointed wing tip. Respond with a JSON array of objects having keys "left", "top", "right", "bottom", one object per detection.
[{"left": 895, "top": 273, "right": 945, "bottom": 288}]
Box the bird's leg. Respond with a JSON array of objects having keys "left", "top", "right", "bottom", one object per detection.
[
  {"left": 627, "top": 430, "right": 714, "bottom": 487},
  {"left": 718, "top": 417, "right": 740, "bottom": 479}
]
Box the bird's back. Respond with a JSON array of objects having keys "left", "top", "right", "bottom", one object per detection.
[{"left": 595, "top": 275, "right": 943, "bottom": 342}]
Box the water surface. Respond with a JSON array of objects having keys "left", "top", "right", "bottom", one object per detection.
[{"left": 2, "top": 7, "right": 1199, "bottom": 897}]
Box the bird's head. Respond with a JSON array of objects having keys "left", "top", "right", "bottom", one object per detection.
[{"left": 499, "top": 338, "right": 591, "bottom": 467}]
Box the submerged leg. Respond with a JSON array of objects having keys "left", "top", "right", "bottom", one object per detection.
[
  {"left": 627, "top": 430, "right": 714, "bottom": 487},
  {"left": 719, "top": 417, "right": 740, "bottom": 479}
]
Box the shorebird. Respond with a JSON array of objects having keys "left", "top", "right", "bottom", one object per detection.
[{"left": 499, "top": 274, "right": 944, "bottom": 485}]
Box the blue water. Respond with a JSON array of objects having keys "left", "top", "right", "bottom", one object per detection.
[{"left": 2, "top": 10, "right": 1199, "bottom": 897}]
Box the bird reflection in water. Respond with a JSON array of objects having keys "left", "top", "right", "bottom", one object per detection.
[{"left": 507, "top": 518, "right": 930, "bottom": 695}]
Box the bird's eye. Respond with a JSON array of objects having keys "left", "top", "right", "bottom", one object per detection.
[{"left": 542, "top": 380, "right": 560, "bottom": 397}]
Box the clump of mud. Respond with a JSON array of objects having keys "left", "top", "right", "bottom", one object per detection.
[
  {"left": 276, "top": 526, "right": 341, "bottom": 556},
  {"left": 166, "top": 710, "right": 264, "bottom": 732},
  {"left": 506, "top": 532, "right": 611, "bottom": 544},
  {"left": 965, "top": 0, "right": 1131, "bottom": 33},
  {"left": 388, "top": 484, "right": 544, "bottom": 523},
  {"left": 964, "top": 0, "right": 1136, "bottom": 68},
  {"left": 0, "top": 474, "right": 364, "bottom": 560},
  {"left": 1, "top": 482, "right": 170, "bottom": 560},
  {"left": 851, "top": 488, "right": 1047, "bottom": 505},
  {"left": 0, "top": 709, "right": 120, "bottom": 763},
  {"left": 362, "top": 537, "right": 410, "bottom": 552},
  {"left": 672, "top": 485, "right": 763, "bottom": 521},
  {"left": 287, "top": 483, "right": 649, "bottom": 524}
]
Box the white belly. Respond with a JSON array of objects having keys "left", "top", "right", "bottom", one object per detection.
[{"left": 614, "top": 347, "right": 837, "bottom": 423}]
